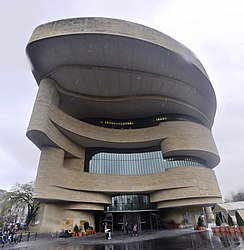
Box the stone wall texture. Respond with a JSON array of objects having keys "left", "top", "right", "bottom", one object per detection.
[{"left": 26, "top": 18, "right": 221, "bottom": 232}]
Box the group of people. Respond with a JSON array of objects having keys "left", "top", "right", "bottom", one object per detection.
[
  {"left": 104, "top": 222, "right": 138, "bottom": 240},
  {"left": 124, "top": 222, "right": 138, "bottom": 236},
  {"left": 0, "top": 229, "right": 31, "bottom": 247},
  {"left": 0, "top": 230, "right": 20, "bottom": 246}
]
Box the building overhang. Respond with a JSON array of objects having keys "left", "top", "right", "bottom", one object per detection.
[{"left": 26, "top": 17, "right": 217, "bottom": 128}]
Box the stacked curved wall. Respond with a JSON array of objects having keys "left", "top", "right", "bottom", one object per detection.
[{"left": 26, "top": 17, "right": 222, "bottom": 232}]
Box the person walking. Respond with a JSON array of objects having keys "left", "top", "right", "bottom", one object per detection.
[
  {"left": 125, "top": 222, "right": 129, "bottom": 234},
  {"left": 27, "top": 231, "right": 31, "bottom": 242},
  {"left": 19, "top": 233, "right": 22, "bottom": 242},
  {"left": 104, "top": 223, "right": 109, "bottom": 239},
  {"left": 132, "top": 224, "right": 137, "bottom": 236}
]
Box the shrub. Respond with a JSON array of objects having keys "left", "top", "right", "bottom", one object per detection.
[
  {"left": 215, "top": 214, "right": 221, "bottom": 226},
  {"left": 228, "top": 214, "right": 234, "bottom": 226},
  {"left": 73, "top": 224, "right": 79, "bottom": 232},
  {"left": 84, "top": 221, "right": 89, "bottom": 231},
  {"left": 197, "top": 216, "right": 204, "bottom": 227},
  {"left": 235, "top": 211, "right": 244, "bottom": 226}
]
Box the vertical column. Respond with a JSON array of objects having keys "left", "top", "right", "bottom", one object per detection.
[
  {"left": 160, "top": 141, "right": 166, "bottom": 171},
  {"left": 204, "top": 206, "right": 215, "bottom": 226},
  {"left": 34, "top": 147, "right": 65, "bottom": 198},
  {"left": 39, "top": 146, "right": 65, "bottom": 168},
  {"left": 27, "top": 78, "right": 59, "bottom": 133}
]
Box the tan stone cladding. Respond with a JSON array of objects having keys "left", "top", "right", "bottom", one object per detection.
[
  {"left": 50, "top": 105, "right": 219, "bottom": 167},
  {"left": 28, "top": 17, "right": 205, "bottom": 76},
  {"left": 27, "top": 79, "right": 85, "bottom": 158},
  {"left": 34, "top": 146, "right": 221, "bottom": 204},
  {"left": 26, "top": 18, "right": 221, "bottom": 232},
  {"left": 28, "top": 78, "right": 221, "bottom": 232},
  {"left": 34, "top": 145, "right": 221, "bottom": 232},
  {"left": 38, "top": 203, "right": 95, "bottom": 233},
  {"left": 28, "top": 79, "right": 219, "bottom": 167},
  {"left": 29, "top": 79, "right": 221, "bottom": 206}
]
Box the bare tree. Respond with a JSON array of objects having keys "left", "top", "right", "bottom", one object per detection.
[
  {"left": 0, "top": 182, "right": 42, "bottom": 228},
  {"left": 225, "top": 189, "right": 244, "bottom": 202}
]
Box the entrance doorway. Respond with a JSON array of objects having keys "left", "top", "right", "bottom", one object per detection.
[
  {"left": 110, "top": 212, "right": 156, "bottom": 232},
  {"left": 96, "top": 211, "right": 160, "bottom": 232},
  {"left": 124, "top": 213, "right": 140, "bottom": 231},
  {"left": 111, "top": 212, "right": 141, "bottom": 231}
]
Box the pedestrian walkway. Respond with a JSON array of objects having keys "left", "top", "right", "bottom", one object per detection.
[{"left": 2, "top": 228, "right": 203, "bottom": 249}]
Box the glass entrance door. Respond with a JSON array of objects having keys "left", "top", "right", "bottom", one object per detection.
[
  {"left": 123, "top": 213, "right": 141, "bottom": 232},
  {"left": 101, "top": 211, "right": 159, "bottom": 232}
]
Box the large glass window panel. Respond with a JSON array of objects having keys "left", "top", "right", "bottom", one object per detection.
[
  {"left": 88, "top": 150, "right": 206, "bottom": 175},
  {"left": 107, "top": 194, "right": 155, "bottom": 211}
]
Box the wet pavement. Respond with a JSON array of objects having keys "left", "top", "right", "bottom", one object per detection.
[{"left": 2, "top": 229, "right": 244, "bottom": 249}]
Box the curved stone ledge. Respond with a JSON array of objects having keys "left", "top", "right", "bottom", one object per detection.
[
  {"left": 56, "top": 82, "right": 212, "bottom": 127},
  {"left": 26, "top": 17, "right": 222, "bottom": 233},
  {"left": 48, "top": 105, "right": 219, "bottom": 167},
  {"left": 27, "top": 17, "right": 206, "bottom": 77},
  {"left": 28, "top": 95, "right": 219, "bottom": 167},
  {"left": 26, "top": 18, "right": 216, "bottom": 126},
  {"left": 34, "top": 156, "right": 221, "bottom": 206},
  {"left": 34, "top": 185, "right": 110, "bottom": 209},
  {"left": 157, "top": 196, "right": 223, "bottom": 209}
]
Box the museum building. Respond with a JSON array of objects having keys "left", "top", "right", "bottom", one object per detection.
[{"left": 26, "top": 17, "right": 222, "bottom": 232}]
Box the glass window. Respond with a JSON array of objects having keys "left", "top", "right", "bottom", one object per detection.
[
  {"left": 87, "top": 149, "right": 206, "bottom": 175},
  {"left": 82, "top": 113, "right": 203, "bottom": 129},
  {"left": 107, "top": 194, "right": 155, "bottom": 211}
]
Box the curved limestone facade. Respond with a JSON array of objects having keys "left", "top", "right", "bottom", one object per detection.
[{"left": 26, "top": 17, "right": 222, "bottom": 232}]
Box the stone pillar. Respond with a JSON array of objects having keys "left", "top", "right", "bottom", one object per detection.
[
  {"left": 205, "top": 206, "right": 214, "bottom": 223},
  {"left": 34, "top": 147, "right": 65, "bottom": 198},
  {"left": 34, "top": 147, "right": 65, "bottom": 233},
  {"left": 38, "top": 146, "right": 65, "bottom": 170},
  {"left": 27, "top": 78, "right": 59, "bottom": 133}
]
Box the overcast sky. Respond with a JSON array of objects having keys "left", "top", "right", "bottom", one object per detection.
[{"left": 0, "top": 0, "right": 244, "bottom": 198}]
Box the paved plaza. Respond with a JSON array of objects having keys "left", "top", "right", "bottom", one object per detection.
[{"left": 2, "top": 229, "right": 244, "bottom": 249}]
